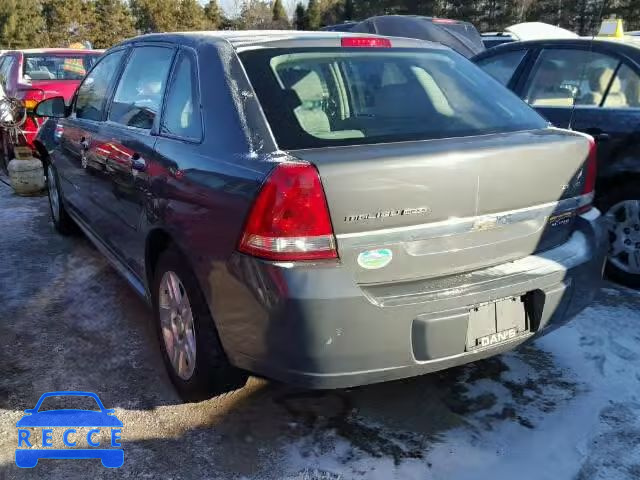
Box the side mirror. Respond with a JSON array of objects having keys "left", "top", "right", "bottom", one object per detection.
[{"left": 34, "top": 96, "right": 68, "bottom": 118}]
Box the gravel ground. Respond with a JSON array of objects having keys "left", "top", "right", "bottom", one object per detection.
[{"left": 1, "top": 180, "right": 639, "bottom": 480}]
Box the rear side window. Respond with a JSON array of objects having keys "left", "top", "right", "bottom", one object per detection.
[
  {"left": 476, "top": 50, "right": 527, "bottom": 85},
  {"left": 161, "top": 50, "right": 202, "bottom": 140},
  {"left": 603, "top": 63, "right": 640, "bottom": 108},
  {"left": 524, "top": 49, "right": 620, "bottom": 107},
  {"left": 240, "top": 48, "right": 546, "bottom": 149},
  {"left": 0, "top": 56, "right": 16, "bottom": 89},
  {"left": 75, "top": 50, "right": 125, "bottom": 121},
  {"left": 109, "top": 46, "right": 174, "bottom": 130},
  {"left": 23, "top": 54, "right": 100, "bottom": 81}
]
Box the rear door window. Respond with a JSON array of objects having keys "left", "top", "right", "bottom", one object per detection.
[
  {"left": 160, "top": 50, "right": 202, "bottom": 140},
  {"left": 109, "top": 46, "right": 174, "bottom": 130},
  {"left": 603, "top": 63, "right": 640, "bottom": 108},
  {"left": 524, "top": 49, "right": 620, "bottom": 107},
  {"left": 240, "top": 47, "right": 546, "bottom": 150},
  {"left": 476, "top": 50, "right": 527, "bottom": 85}
]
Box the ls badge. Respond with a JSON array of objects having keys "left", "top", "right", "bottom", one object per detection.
[{"left": 358, "top": 249, "right": 393, "bottom": 270}]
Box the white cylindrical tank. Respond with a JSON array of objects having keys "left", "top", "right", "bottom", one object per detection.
[{"left": 8, "top": 157, "right": 45, "bottom": 196}]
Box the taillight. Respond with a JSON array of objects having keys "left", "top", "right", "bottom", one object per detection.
[
  {"left": 238, "top": 162, "right": 338, "bottom": 261},
  {"left": 341, "top": 37, "right": 392, "bottom": 48},
  {"left": 18, "top": 88, "right": 44, "bottom": 110},
  {"left": 578, "top": 136, "right": 597, "bottom": 214}
]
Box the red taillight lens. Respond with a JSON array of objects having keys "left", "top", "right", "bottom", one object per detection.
[
  {"left": 583, "top": 137, "right": 597, "bottom": 195},
  {"left": 18, "top": 88, "right": 44, "bottom": 110},
  {"left": 238, "top": 163, "right": 338, "bottom": 261},
  {"left": 341, "top": 37, "right": 392, "bottom": 48},
  {"left": 578, "top": 136, "right": 598, "bottom": 214}
]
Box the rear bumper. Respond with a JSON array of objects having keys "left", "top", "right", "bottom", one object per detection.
[{"left": 211, "top": 209, "right": 606, "bottom": 389}]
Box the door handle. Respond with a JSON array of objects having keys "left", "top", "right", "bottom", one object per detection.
[{"left": 131, "top": 154, "right": 146, "bottom": 172}]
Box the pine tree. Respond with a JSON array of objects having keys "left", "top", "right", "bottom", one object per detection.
[
  {"left": 239, "top": 0, "right": 273, "bottom": 29},
  {"left": 204, "top": 0, "right": 223, "bottom": 29},
  {"left": 343, "top": 0, "right": 354, "bottom": 20},
  {"left": 0, "top": 0, "right": 47, "bottom": 49},
  {"left": 0, "top": 0, "right": 18, "bottom": 48},
  {"left": 130, "top": 0, "right": 180, "bottom": 33},
  {"left": 272, "top": 0, "right": 286, "bottom": 21},
  {"left": 622, "top": 0, "right": 640, "bottom": 31},
  {"left": 305, "top": 0, "right": 321, "bottom": 29},
  {"left": 294, "top": 2, "right": 306, "bottom": 29},
  {"left": 89, "top": 0, "right": 135, "bottom": 49},
  {"left": 41, "top": 0, "right": 90, "bottom": 47},
  {"left": 177, "top": 0, "right": 205, "bottom": 31}
]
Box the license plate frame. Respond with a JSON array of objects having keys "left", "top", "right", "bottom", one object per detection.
[{"left": 466, "top": 296, "right": 528, "bottom": 351}]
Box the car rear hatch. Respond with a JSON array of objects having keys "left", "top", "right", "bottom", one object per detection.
[
  {"left": 238, "top": 39, "right": 594, "bottom": 284},
  {"left": 290, "top": 130, "right": 592, "bottom": 284}
]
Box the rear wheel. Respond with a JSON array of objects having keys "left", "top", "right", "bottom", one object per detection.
[
  {"left": 602, "top": 184, "right": 640, "bottom": 289},
  {"left": 46, "top": 164, "right": 76, "bottom": 235},
  {"left": 152, "top": 247, "right": 248, "bottom": 402}
]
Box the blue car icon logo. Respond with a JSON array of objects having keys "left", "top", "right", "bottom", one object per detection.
[{"left": 15, "top": 391, "right": 123, "bottom": 468}]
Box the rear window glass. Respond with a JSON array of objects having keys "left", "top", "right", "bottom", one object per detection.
[
  {"left": 240, "top": 48, "right": 546, "bottom": 150},
  {"left": 23, "top": 53, "right": 101, "bottom": 81}
]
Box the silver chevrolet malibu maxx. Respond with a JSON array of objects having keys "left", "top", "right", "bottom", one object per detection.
[{"left": 36, "top": 31, "right": 607, "bottom": 401}]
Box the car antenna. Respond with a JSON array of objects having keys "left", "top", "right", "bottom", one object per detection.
[{"left": 568, "top": 0, "right": 607, "bottom": 131}]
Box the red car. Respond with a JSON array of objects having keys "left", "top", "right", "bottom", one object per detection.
[{"left": 0, "top": 48, "right": 103, "bottom": 159}]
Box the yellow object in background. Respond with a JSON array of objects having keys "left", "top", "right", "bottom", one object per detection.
[
  {"left": 598, "top": 18, "right": 624, "bottom": 38},
  {"left": 62, "top": 58, "right": 86, "bottom": 76}
]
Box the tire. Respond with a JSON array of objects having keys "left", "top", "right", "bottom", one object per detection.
[
  {"left": 46, "top": 163, "right": 76, "bottom": 235},
  {"left": 600, "top": 183, "right": 640, "bottom": 289},
  {"left": 152, "top": 247, "right": 248, "bottom": 402}
]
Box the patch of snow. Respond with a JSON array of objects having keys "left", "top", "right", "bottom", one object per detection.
[{"left": 275, "top": 291, "right": 640, "bottom": 480}]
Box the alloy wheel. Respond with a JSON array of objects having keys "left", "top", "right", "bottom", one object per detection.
[
  {"left": 47, "top": 165, "right": 60, "bottom": 223},
  {"left": 159, "top": 271, "right": 197, "bottom": 380},
  {"left": 606, "top": 199, "right": 640, "bottom": 275}
]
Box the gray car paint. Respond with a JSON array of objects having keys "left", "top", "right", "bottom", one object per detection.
[{"left": 37, "top": 31, "right": 606, "bottom": 390}]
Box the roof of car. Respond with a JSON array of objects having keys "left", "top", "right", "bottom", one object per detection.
[
  {"left": 474, "top": 37, "right": 640, "bottom": 60},
  {"left": 119, "top": 30, "right": 445, "bottom": 51}
]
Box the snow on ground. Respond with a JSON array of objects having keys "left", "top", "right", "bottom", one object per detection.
[{"left": 280, "top": 289, "right": 640, "bottom": 480}]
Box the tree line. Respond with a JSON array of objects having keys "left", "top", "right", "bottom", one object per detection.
[
  {"left": 0, "top": 0, "right": 638, "bottom": 50},
  {"left": 294, "top": 0, "right": 639, "bottom": 34}
]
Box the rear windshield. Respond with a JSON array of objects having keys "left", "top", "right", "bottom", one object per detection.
[
  {"left": 23, "top": 53, "right": 101, "bottom": 81},
  {"left": 240, "top": 47, "right": 547, "bottom": 149}
]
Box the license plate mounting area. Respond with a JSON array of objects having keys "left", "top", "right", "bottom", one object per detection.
[{"left": 466, "top": 296, "right": 529, "bottom": 351}]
